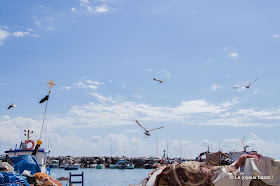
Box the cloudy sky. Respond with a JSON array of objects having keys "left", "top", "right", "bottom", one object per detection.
[{"left": 1, "top": 0, "right": 280, "bottom": 159}]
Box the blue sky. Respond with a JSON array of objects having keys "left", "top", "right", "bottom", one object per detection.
[{"left": 1, "top": 0, "right": 280, "bottom": 159}]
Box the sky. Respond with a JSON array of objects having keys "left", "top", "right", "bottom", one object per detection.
[{"left": 1, "top": 0, "right": 280, "bottom": 159}]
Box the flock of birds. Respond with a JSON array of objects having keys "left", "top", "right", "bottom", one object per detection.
[{"left": 6, "top": 77, "right": 259, "bottom": 138}]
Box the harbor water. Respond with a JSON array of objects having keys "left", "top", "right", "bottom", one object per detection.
[{"left": 50, "top": 168, "right": 152, "bottom": 186}]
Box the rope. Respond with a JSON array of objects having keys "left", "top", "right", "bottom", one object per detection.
[{"left": 172, "top": 164, "right": 183, "bottom": 186}]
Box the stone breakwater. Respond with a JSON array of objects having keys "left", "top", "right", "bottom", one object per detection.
[{"left": 47, "top": 156, "right": 187, "bottom": 168}]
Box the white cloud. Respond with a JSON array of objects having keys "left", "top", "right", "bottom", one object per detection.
[
  {"left": 95, "top": 4, "right": 110, "bottom": 13},
  {"left": 1, "top": 116, "right": 279, "bottom": 158},
  {"left": 0, "top": 83, "right": 6, "bottom": 86},
  {"left": 65, "top": 96, "right": 241, "bottom": 128},
  {"left": 0, "top": 28, "right": 33, "bottom": 46},
  {"left": 253, "top": 89, "right": 259, "bottom": 95},
  {"left": 122, "top": 129, "right": 141, "bottom": 133},
  {"left": 2, "top": 25, "right": 9, "bottom": 30},
  {"left": 88, "top": 92, "right": 114, "bottom": 103},
  {"left": 133, "top": 94, "right": 142, "bottom": 99},
  {"left": 13, "top": 31, "right": 29, "bottom": 37},
  {"left": 122, "top": 83, "right": 127, "bottom": 88},
  {"left": 229, "top": 52, "right": 238, "bottom": 58},
  {"left": 86, "top": 85, "right": 98, "bottom": 89},
  {"left": 211, "top": 84, "right": 223, "bottom": 90},
  {"left": 85, "top": 80, "right": 104, "bottom": 85},
  {"left": 273, "top": 34, "right": 280, "bottom": 38},
  {"left": 0, "top": 28, "right": 10, "bottom": 46},
  {"left": 49, "top": 133, "right": 280, "bottom": 158},
  {"left": 78, "top": 0, "right": 94, "bottom": 14},
  {"left": 87, "top": 6, "right": 93, "bottom": 13},
  {"left": 34, "top": 21, "right": 41, "bottom": 26},
  {"left": 235, "top": 108, "right": 280, "bottom": 120},
  {"left": 73, "top": 80, "right": 103, "bottom": 89},
  {"left": 220, "top": 97, "right": 239, "bottom": 108},
  {"left": 61, "top": 86, "right": 72, "bottom": 90},
  {"left": 146, "top": 69, "right": 153, "bottom": 72},
  {"left": 46, "top": 26, "right": 54, "bottom": 31},
  {"left": 74, "top": 0, "right": 110, "bottom": 14},
  {"left": 80, "top": 0, "right": 89, "bottom": 3}
]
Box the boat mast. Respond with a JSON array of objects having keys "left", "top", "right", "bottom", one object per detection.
[
  {"left": 156, "top": 133, "right": 158, "bottom": 158},
  {"left": 33, "top": 80, "right": 55, "bottom": 156},
  {"left": 180, "top": 141, "right": 182, "bottom": 159},
  {"left": 167, "top": 142, "right": 168, "bottom": 158}
]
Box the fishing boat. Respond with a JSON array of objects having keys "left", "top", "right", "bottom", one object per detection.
[
  {"left": 90, "top": 163, "right": 97, "bottom": 168},
  {"left": 64, "top": 164, "right": 80, "bottom": 170},
  {"left": 126, "top": 163, "right": 135, "bottom": 169},
  {"left": 48, "top": 159, "right": 59, "bottom": 168},
  {"left": 143, "top": 164, "right": 153, "bottom": 169},
  {"left": 4, "top": 130, "right": 50, "bottom": 173},
  {"left": 96, "top": 164, "right": 105, "bottom": 169},
  {"left": 109, "top": 164, "right": 117, "bottom": 169},
  {"left": 116, "top": 159, "right": 127, "bottom": 169}
]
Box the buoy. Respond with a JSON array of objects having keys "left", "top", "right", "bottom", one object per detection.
[{"left": 25, "top": 140, "right": 35, "bottom": 150}]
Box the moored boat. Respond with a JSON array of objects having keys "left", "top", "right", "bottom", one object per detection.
[
  {"left": 126, "top": 163, "right": 135, "bottom": 169},
  {"left": 143, "top": 164, "right": 153, "bottom": 169},
  {"left": 109, "top": 164, "right": 117, "bottom": 169},
  {"left": 96, "top": 164, "right": 105, "bottom": 169},
  {"left": 48, "top": 159, "right": 59, "bottom": 168},
  {"left": 4, "top": 130, "right": 49, "bottom": 173},
  {"left": 64, "top": 164, "right": 80, "bottom": 170},
  {"left": 116, "top": 159, "right": 127, "bottom": 169},
  {"left": 90, "top": 163, "right": 97, "bottom": 168}
]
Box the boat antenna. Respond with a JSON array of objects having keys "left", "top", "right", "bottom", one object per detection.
[{"left": 33, "top": 80, "right": 55, "bottom": 156}]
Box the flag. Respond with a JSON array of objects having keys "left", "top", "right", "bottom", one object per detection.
[
  {"left": 160, "top": 151, "right": 165, "bottom": 164},
  {"left": 39, "top": 95, "right": 49, "bottom": 103}
]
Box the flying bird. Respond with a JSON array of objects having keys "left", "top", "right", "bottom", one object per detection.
[
  {"left": 153, "top": 78, "right": 165, "bottom": 83},
  {"left": 39, "top": 95, "right": 49, "bottom": 103},
  {"left": 7, "top": 104, "right": 16, "bottom": 110},
  {"left": 234, "top": 78, "right": 258, "bottom": 89},
  {"left": 135, "top": 120, "right": 164, "bottom": 137}
]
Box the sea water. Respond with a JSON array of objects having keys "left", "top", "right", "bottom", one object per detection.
[{"left": 50, "top": 168, "right": 152, "bottom": 186}]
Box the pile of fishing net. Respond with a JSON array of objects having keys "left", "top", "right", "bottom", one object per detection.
[
  {"left": 34, "top": 172, "right": 62, "bottom": 186},
  {"left": 154, "top": 161, "right": 221, "bottom": 186}
]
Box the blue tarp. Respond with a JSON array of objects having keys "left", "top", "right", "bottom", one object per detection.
[
  {"left": 0, "top": 172, "right": 30, "bottom": 186},
  {"left": 12, "top": 155, "right": 41, "bottom": 175}
]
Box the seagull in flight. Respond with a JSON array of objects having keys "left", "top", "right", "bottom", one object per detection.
[
  {"left": 234, "top": 78, "right": 258, "bottom": 89},
  {"left": 7, "top": 103, "right": 16, "bottom": 110},
  {"left": 153, "top": 78, "right": 165, "bottom": 83},
  {"left": 135, "top": 120, "right": 164, "bottom": 138}
]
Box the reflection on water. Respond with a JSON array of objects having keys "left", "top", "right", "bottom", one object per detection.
[{"left": 50, "top": 168, "right": 152, "bottom": 186}]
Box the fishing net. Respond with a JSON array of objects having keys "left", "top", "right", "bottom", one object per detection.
[
  {"left": 34, "top": 172, "right": 62, "bottom": 186},
  {"left": 154, "top": 161, "right": 222, "bottom": 186}
]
